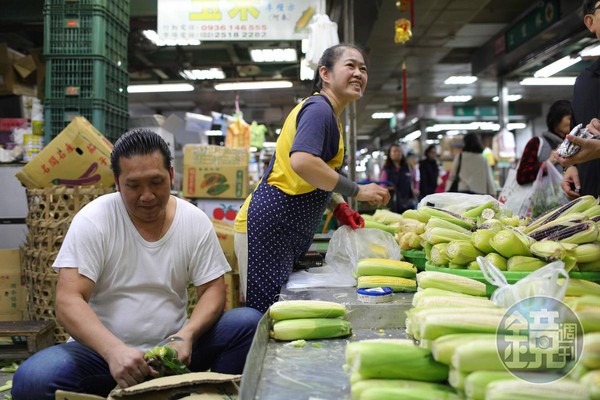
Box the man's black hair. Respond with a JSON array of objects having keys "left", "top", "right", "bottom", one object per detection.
[{"left": 110, "top": 128, "right": 172, "bottom": 179}]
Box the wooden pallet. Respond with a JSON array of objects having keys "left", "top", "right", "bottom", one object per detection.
[{"left": 0, "top": 321, "right": 55, "bottom": 359}]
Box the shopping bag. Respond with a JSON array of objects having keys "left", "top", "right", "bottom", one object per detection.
[
  {"left": 497, "top": 168, "right": 534, "bottom": 217},
  {"left": 529, "top": 161, "right": 570, "bottom": 218}
]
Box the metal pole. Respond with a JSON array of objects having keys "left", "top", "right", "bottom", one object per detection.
[
  {"left": 498, "top": 76, "right": 509, "bottom": 129},
  {"left": 344, "top": 0, "right": 357, "bottom": 210}
]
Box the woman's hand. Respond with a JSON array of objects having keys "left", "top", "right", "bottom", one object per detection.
[
  {"left": 555, "top": 135, "right": 600, "bottom": 167},
  {"left": 356, "top": 183, "right": 391, "bottom": 207},
  {"left": 561, "top": 166, "right": 581, "bottom": 199}
]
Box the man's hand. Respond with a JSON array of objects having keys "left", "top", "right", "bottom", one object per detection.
[
  {"left": 333, "top": 203, "right": 364, "bottom": 229},
  {"left": 166, "top": 336, "right": 193, "bottom": 366},
  {"left": 555, "top": 134, "right": 600, "bottom": 168},
  {"left": 355, "top": 183, "right": 391, "bottom": 207},
  {"left": 561, "top": 166, "right": 581, "bottom": 199},
  {"left": 106, "top": 344, "right": 156, "bottom": 388}
]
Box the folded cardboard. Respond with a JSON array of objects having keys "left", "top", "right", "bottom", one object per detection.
[
  {"left": 15, "top": 116, "right": 114, "bottom": 189},
  {"left": 0, "top": 249, "right": 26, "bottom": 321},
  {"left": 183, "top": 145, "right": 248, "bottom": 199},
  {"left": 0, "top": 43, "right": 37, "bottom": 97},
  {"left": 210, "top": 219, "right": 237, "bottom": 274}
]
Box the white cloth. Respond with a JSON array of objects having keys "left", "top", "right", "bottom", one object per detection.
[
  {"left": 306, "top": 14, "right": 339, "bottom": 69},
  {"left": 234, "top": 232, "right": 248, "bottom": 303},
  {"left": 53, "top": 193, "right": 231, "bottom": 350},
  {"left": 446, "top": 152, "right": 497, "bottom": 196}
]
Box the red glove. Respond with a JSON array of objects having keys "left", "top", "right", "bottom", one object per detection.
[{"left": 333, "top": 203, "right": 364, "bottom": 229}]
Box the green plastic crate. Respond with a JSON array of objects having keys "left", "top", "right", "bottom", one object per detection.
[
  {"left": 43, "top": 6, "right": 128, "bottom": 64},
  {"left": 44, "top": 99, "right": 128, "bottom": 143},
  {"left": 44, "top": 0, "right": 130, "bottom": 27},
  {"left": 45, "top": 57, "right": 128, "bottom": 109},
  {"left": 401, "top": 249, "right": 427, "bottom": 270}
]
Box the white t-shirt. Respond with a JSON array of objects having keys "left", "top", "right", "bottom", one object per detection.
[{"left": 53, "top": 193, "right": 231, "bottom": 350}]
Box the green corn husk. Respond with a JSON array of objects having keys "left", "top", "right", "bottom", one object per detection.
[
  {"left": 462, "top": 201, "right": 498, "bottom": 220},
  {"left": 529, "top": 240, "right": 567, "bottom": 261},
  {"left": 446, "top": 240, "right": 485, "bottom": 265},
  {"left": 523, "top": 194, "right": 599, "bottom": 234},
  {"left": 430, "top": 243, "right": 450, "bottom": 266},
  {"left": 545, "top": 221, "right": 599, "bottom": 244},
  {"left": 565, "top": 296, "right": 600, "bottom": 333},
  {"left": 489, "top": 229, "right": 532, "bottom": 258},
  {"left": 467, "top": 260, "right": 480, "bottom": 270},
  {"left": 499, "top": 215, "right": 520, "bottom": 227},
  {"left": 477, "top": 219, "right": 506, "bottom": 233},
  {"left": 418, "top": 311, "right": 506, "bottom": 341},
  {"left": 269, "top": 300, "right": 347, "bottom": 320},
  {"left": 412, "top": 288, "right": 473, "bottom": 306},
  {"left": 345, "top": 339, "right": 449, "bottom": 382},
  {"left": 484, "top": 253, "right": 508, "bottom": 271},
  {"left": 464, "top": 371, "right": 518, "bottom": 400},
  {"left": 471, "top": 229, "right": 496, "bottom": 253},
  {"left": 360, "top": 386, "right": 462, "bottom": 400},
  {"left": 507, "top": 255, "right": 547, "bottom": 272},
  {"left": 485, "top": 379, "right": 590, "bottom": 400},
  {"left": 426, "top": 216, "right": 473, "bottom": 234},
  {"left": 422, "top": 227, "right": 472, "bottom": 245},
  {"left": 451, "top": 339, "right": 508, "bottom": 373},
  {"left": 571, "top": 243, "right": 600, "bottom": 264},
  {"left": 412, "top": 294, "right": 497, "bottom": 310},
  {"left": 416, "top": 271, "right": 487, "bottom": 296},
  {"left": 402, "top": 209, "right": 431, "bottom": 223},
  {"left": 144, "top": 345, "right": 191, "bottom": 376},
  {"left": 351, "top": 379, "right": 455, "bottom": 400},
  {"left": 270, "top": 318, "right": 351, "bottom": 341},
  {"left": 578, "top": 259, "right": 600, "bottom": 272},
  {"left": 580, "top": 370, "right": 600, "bottom": 400},
  {"left": 561, "top": 279, "right": 600, "bottom": 297},
  {"left": 418, "top": 206, "right": 476, "bottom": 230},
  {"left": 431, "top": 333, "right": 498, "bottom": 365},
  {"left": 373, "top": 209, "right": 404, "bottom": 224},
  {"left": 364, "top": 219, "right": 398, "bottom": 234},
  {"left": 581, "top": 332, "right": 600, "bottom": 369},
  {"left": 423, "top": 241, "right": 433, "bottom": 260},
  {"left": 448, "top": 367, "right": 468, "bottom": 391}
]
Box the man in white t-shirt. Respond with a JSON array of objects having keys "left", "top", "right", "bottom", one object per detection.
[{"left": 12, "top": 129, "right": 262, "bottom": 399}]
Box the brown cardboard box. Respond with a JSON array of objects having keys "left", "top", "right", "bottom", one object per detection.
[
  {"left": 0, "top": 249, "right": 26, "bottom": 321},
  {"left": 224, "top": 272, "right": 239, "bottom": 311},
  {"left": 211, "top": 219, "right": 237, "bottom": 273},
  {"left": 0, "top": 43, "right": 37, "bottom": 97},
  {"left": 15, "top": 116, "right": 114, "bottom": 189},
  {"left": 183, "top": 145, "right": 248, "bottom": 199},
  {"left": 55, "top": 372, "right": 241, "bottom": 400}
]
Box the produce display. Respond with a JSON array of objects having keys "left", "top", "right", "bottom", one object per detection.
[{"left": 356, "top": 257, "right": 417, "bottom": 292}]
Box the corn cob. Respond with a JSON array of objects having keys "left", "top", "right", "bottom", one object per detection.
[
  {"left": 430, "top": 243, "right": 450, "bottom": 266},
  {"left": 571, "top": 299, "right": 600, "bottom": 334},
  {"left": 426, "top": 216, "right": 472, "bottom": 234},
  {"left": 529, "top": 240, "right": 567, "bottom": 261},
  {"left": 364, "top": 219, "right": 398, "bottom": 234},
  {"left": 418, "top": 312, "right": 505, "bottom": 341},
  {"left": 571, "top": 243, "right": 600, "bottom": 264},
  {"left": 412, "top": 287, "right": 473, "bottom": 307},
  {"left": 345, "top": 339, "right": 449, "bottom": 382},
  {"left": 361, "top": 214, "right": 376, "bottom": 222},
  {"left": 582, "top": 332, "right": 600, "bottom": 369},
  {"left": 269, "top": 300, "right": 347, "bottom": 320},
  {"left": 270, "top": 318, "right": 351, "bottom": 341},
  {"left": 430, "top": 333, "right": 498, "bottom": 365},
  {"left": 357, "top": 258, "right": 417, "bottom": 278},
  {"left": 485, "top": 379, "right": 590, "bottom": 400},
  {"left": 578, "top": 259, "right": 600, "bottom": 272},
  {"left": 524, "top": 194, "right": 599, "bottom": 234},
  {"left": 360, "top": 386, "right": 462, "bottom": 400},
  {"left": 462, "top": 201, "right": 498, "bottom": 220},
  {"left": 477, "top": 219, "right": 505, "bottom": 233},
  {"left": 412, "top": 294, "right": 497, "bottom": 309},
  {"left": 357, "top": 275, "right": 417, "bottom": 292},
  {"left": 451, "top": 339, "right": 507, "bottom": 372},
  {"left": 417, "top": 271, "right": 487, "bottom": 296},
  {"left": 419, "top": 206, "right": 476, "bottom": 230},
  {"left": 582, "top": 204, "right": 600, "bottom": 218},
  {"left": 464, "top": 371, "right": 519, "bottom": 400},
  {"left": 561, "top": 278, "right": 600, "bottom": 297},
  {"left": 467, "top": 260, "right": 480, "bottom": 270},
  {"left": 350, "top": 379, "right": 456, "bottom": 400},
  {"left": 446, "top": 240, "right": 485, "bottom": 265},
  {"left": 373, "top": 209, "right": 404, "bottom": 224},
  {"left": 406, "top": 307, "right": 506, "bottom": 340},
  {"left": 402, "top": 208, "right": 430, "bottom": 223},
  {"left": 448, "top": 367, "right": 468, "bottom": 391},
  {"left": 485, "top": 252, "right": 508, "bottom": 271},
  {"left": 507, "top": 255, "right": 547, "bottom": 272},
  {"left": 564, "top": 255, "right": 578, "bottom": 272},
  {"left": 544, "top": 221, "right": 599, "bottom": 244},
  {"left": 580, "top": 370, "right": 600, "bottom": 400},
  {"left": 499, "top": 215, "right": 521, "bottom": 227},
  {"left": 398, "top": 231, "right": 423, "bottom": 250},
  {"left": 527, "top": 212, "right": 589, "bottom": 240},
  {"left": 471, "top": 229, "right": 496, "bottom": 253},
  {"left": 422, "top": 227, "right": 472, "bottom": 244},
  {"left": 489, "top": 229, "right": 532, "bottom": 258},
  {"left": 423, "top": 241, "right": 433, "bottom": 259}
]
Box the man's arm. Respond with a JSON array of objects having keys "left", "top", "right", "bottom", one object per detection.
[
  {"left": 56, "top": 268, "right": 154, "bottom": 387},
  {"left": 168, "top": 275, "right": 226, "bottom": 365}
]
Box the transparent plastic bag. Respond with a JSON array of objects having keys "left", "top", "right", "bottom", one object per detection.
[
  {"left": 286, "top": 264, "right": 356, "bottom": 289},
  {"left": 477, "top": 256, "right": 569, "bottom": 308},
  {"left": 528, "top": 160, "right": 570, "bottom": 218},
  {"left": 325, "top": 226, "right": 401, "bottom": 275},
  {"left": 419, "top": 193, "right": 502, "bottom": 214}
]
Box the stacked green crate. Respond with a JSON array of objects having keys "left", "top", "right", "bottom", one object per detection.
[{"left": 43, "top": 0, "right": 129, "bottom": 143}]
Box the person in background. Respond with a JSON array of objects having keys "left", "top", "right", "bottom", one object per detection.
[
  {"left": 516, "top": 99, "right": 572, "bottom": 184},
  {"left": 418, "top": 144, "right": 439, "bottom": 199},
  {"left": 380, "top": 143, "right": 417, "bottom": 213},
  {"left": 561, "top": 0, "right": 600, "bottom": 198},
  {"left": 446, "top": 132, "right": 496, "bottom": 196},
  {"left": 234, "top": 43, "right": 390, "bottom": 314},
  {"left": 12, "top": 130, "right": 262, "bottom": 399}
]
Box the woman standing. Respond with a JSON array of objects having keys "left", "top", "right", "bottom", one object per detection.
[
  {"left": 517, "top": 99, "right": 572, "bottom": 184},
  {"left": 234, "top": 44, "right": 390, "bottom": 313},
  {"left": 446, "top": 133, "right": 496, "bottom": 195},
  {"left": 418, "top": 144, "right": 439, "bottom": 199},
  {"left": 380, "top": 144, "right": 416, "bottom": 213}
]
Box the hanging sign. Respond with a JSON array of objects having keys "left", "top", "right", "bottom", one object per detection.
[{"left": 158, "top": 0, "right": 326, "bottom": 41}]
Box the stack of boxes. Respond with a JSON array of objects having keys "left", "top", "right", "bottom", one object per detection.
[{"left": 43, "top": 0, "right": 129, "bottom": 143}]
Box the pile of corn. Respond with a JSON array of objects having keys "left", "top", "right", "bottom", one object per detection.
[
  {"left": 269, "top": 300, "right": 352, "bottom": 341},
  {"left": 356, "top": 257, "right": 417, "bottom": 292},
  {"left": 363, "top": 209, "right": 426, "bottom": 250},
  {"left": 415, "top": 195, "right": 600, "bottom": 275}
]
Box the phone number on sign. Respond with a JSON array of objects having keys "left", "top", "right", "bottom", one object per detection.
[{"left": 198, "top": 31, "right": 267, "bottom": 39}]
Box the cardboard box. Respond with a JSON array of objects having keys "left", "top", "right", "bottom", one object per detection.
[
  {"left": 195, "top": 198, "right": 245, "bottom": 223},
  {"left": 56, "top": 372, "right": 241, "bottom": 400},
  {"left": 224, "top": 272, "right": 239, "bottom": 311},
  {"left": 0, "top": 43, "right": 37, "bottom": 97},
  {"left": 15, "top": 116, "right": 114, "bottom": 189},
  {"left": 183, "top": 145, "right": 248, "bottom": 199},
  {"left": 0, "top": 249, "right": 26, "bottom": 321},
  {"left": 210, "top": 219, "right": 237, "bottom": 273}
]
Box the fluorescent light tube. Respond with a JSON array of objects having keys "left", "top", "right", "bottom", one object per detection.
[
  {"left": 402, "top": 130, "right": 422, "bottom": 142},
  {"left": 371, "top": 112, "right": 395, "bottom": 119},
  {"left": 127, "top": 83, "right": 195, "bottom": 93},
  {"left": 520, "top": 77, "right": 576, "bottom": 85},
  {"left": 250, "top": 48, "right": 297, "bottom": 62},
  {"left": 492, "top": 94, "right": 522, "bottom": 102},
  {"left": 444, "top": 76, "right": 478, "bottom": 84},
  {"left": 534, "top": 56, "right": 581, "bottom": 78},
  {"left": 443, "top": 95, "right": 472, "bottom": 103},
  {"left": 214, "top": 81, "right": 293, "bottom": 91}
]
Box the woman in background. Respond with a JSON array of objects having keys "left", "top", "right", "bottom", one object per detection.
[
  {"left": 446, "top": 133, "right": 496, "bottom": 196},
  {"left": 380, "top": 144, "right": 416, "bottom": 213},
  {"left": 418, "top": 144, "right": 439, "bottom": 199}
]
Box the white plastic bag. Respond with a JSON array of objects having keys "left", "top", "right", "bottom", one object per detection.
[
  {"left": 286, "top": 264, "right": 356, "bottom": 289},
  {"left": 478, "top": 256, "right": 569, "bottom": 308},
  {"left": 497, "top": 168, "right": 534, "bottom": 217},
  {"left": 325, "top": 226, "right": 400, "bottom": 274},
  {"left": 419, "top": 193, "right": 502, "bottom": 214}
]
